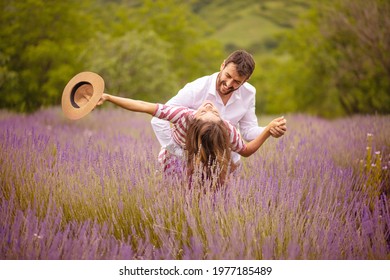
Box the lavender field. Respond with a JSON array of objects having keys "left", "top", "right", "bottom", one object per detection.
[{"left": 0, "top": 107, "right": 389, "bottom": 260}]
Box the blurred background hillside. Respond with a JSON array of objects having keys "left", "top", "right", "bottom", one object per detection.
[{"left": 1, "top": 0, "right": 389, "bottom": 117}]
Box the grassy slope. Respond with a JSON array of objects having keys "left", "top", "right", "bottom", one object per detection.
[{"left": 195, "top": 0, "right": 310, "bottom": 59}]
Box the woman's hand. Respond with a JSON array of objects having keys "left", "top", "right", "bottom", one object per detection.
[
  {"left": 96, "top": 93, "right": 110, "bottom": 106},
  {"left": 239, "top": 116, "right": 286, "bottom": 157}
]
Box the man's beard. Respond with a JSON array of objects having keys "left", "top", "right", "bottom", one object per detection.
[{"left": 216, "top": 74, "right": 236, "bottom": 96}]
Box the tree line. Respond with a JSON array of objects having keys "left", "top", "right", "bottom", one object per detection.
[
  {"left": 1, "top": 0, "right": 389, "bottom": 117},
  {"left": 254, "top": 0, "right": 390, "bottom": 117},
  {"left": 0, "top": 0, "right": 223, "bottom": 112}
]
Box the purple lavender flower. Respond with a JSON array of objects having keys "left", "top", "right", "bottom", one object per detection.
[{"left": 0, "top": 108, "right": 389, "bottom": 259}]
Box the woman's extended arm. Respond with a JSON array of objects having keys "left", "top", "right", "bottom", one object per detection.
[
  {"left": 239, "top": 116, "right": 286, "bottom": 157},
  {"left": 97, "top": 93, "right": 157, "bottom": 115}
]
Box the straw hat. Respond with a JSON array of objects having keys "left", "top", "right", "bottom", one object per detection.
[{"left": 61, "top": 72, "right": 104, "bottom": 120}]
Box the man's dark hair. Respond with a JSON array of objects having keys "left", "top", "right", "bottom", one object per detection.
[{"left": 224, "top": 50, "right": 255, "bottom": 78}]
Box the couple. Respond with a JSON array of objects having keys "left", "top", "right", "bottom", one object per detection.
[{"left": 98, "top": 50, "right": 287, "bottom": 186}]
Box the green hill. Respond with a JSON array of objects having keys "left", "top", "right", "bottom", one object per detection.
[{"left": 193, "top": 0, "right": 311, "bottom": 58}]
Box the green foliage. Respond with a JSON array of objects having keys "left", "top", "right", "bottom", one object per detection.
[
  {"left": 194, "top": 0, "right": 389, "bottom": 117},
  {"left": 0, "top": 0, "right": 95, "bottom": 112},
  {"left": 86, "top": 0, "right": 224, "bottom": 102},
  {"left": 0, "top": 0, "right": 224, "bottom": 112},
  {"left": 86, "top": 30, "right": 178, "bottom": 101},
  {"left": 257, "top": 0, "right": 390, "bottom": 117},
  {"left": 1, "top": 0, "right": 389, "bottom": 116},
  {"left": 319, "top": 0, "right": 390, "bottom": 115},
  {"left": 134, "top": 0, "right": 224, "bottom": 84},
  {"left": 253, "top": 9, "right": 345, "bottom": 117}
]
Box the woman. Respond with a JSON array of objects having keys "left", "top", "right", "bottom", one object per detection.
[{"left": 97, "top": 94, "right": 286, "bottom": 186}]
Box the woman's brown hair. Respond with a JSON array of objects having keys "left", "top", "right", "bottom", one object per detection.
[{"left": 185, "top": 117, "right": 233, "bottom": 188}]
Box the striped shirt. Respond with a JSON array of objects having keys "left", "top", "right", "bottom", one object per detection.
[{"left": 153, "top": 104, "right": 247, "bottom": 153}]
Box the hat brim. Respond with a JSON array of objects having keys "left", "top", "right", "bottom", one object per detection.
[{"left": 61, "top": 72, "right": 104, "bottom": 120}]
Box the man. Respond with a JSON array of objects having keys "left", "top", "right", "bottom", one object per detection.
[{"left": 151, "top": 50, "right": 287, "bottom": 165}]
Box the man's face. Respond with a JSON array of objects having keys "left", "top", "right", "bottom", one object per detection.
[{"left": 216, "top": 63, "right": 247, "bottom": 96}]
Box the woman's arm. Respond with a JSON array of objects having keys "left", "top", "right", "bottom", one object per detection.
[
  {"left": 97, "top": 93, "right": 157, "bottom": 115},
  {"left": 239, "top": 116, "right": 286, "bottom": 157}
]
